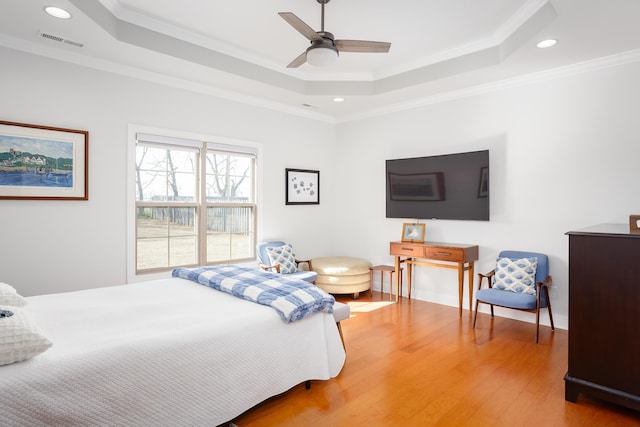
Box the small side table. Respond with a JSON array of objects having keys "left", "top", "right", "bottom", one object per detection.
[{"left": 369, "top": 265, "right": 403, "bottom": 300}]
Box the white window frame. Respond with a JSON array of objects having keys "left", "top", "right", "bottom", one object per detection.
[{"left": 127, "top": 125, "right": 262, "bottom": 282}]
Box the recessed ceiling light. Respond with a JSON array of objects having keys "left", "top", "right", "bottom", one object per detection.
[
  {"left": 333, "top": 97, "right": 345, "bottom": 103},
  {"left": 44, "top": 6, "right": 72, "bottom": 19},
  {"left": 536, "top": 39, "right": 557, "bottom": 49}
]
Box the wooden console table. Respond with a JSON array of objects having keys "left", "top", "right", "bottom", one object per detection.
[{"left": 390, "top": 241, "right": 479, "bottom": 316}]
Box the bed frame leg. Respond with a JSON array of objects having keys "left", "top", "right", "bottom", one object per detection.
[
  {"left": 305, "top": 380, "right": 311, "bottom": 390},
  {"left": 337, "top": 322, "right": 346, "bottom": 351}
]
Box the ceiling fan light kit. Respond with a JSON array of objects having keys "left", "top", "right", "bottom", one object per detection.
[
  {"left": 306, "top": 32, "right": 339, "bottom": 66},
  {"left": 279, "top": 0, "right": 390, "bottom": 68},
  {"left": 307, "top": 46, "right": 338, "bottom": 66}
]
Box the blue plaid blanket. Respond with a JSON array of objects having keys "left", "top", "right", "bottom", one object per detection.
[{"left": 172, "top": 265, "right": 335, "bottom": 323}]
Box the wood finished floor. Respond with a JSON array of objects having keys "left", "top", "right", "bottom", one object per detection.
[{"left": 231, "top": 291, "right": 639, "bottom": 426}]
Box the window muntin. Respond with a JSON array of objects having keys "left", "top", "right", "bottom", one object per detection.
[
  {"left": 205, "top": 151, "right": 253, "bottom": 201},
  {"left": 206, "top": 206, "right": 254, "bottom": 263},
  {"left": 136, "top": 207, "right": 198, "bottom": 270},
  {"left": 135, "top": 145, "right": 197, "bottom": 202}
]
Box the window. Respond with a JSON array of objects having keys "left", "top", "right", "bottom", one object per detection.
[{"left": 133, "top": 132, "right": 256, "bottom": 275}]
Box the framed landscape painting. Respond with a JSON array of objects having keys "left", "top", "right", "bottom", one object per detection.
[{"left": 0, "top": 121, "right": 88, "bottom": 200}]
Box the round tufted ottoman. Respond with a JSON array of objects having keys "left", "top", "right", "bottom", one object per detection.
[{"left": 312, "top": 256, "right": 372, "bottom": 299}]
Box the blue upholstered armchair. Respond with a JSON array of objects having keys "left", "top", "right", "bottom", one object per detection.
[
  {"left": 256, "top": 241, "right": 318, "bottom": 283},
  {"left": 473, "top": 250, "right": 555, "bottom": 343}
]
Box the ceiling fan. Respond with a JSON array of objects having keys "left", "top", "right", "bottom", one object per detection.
[{"left": 278, "top": 0, "right": 391, "bottom": 68}]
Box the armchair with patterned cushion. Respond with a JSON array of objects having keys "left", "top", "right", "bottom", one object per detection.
[
  {"left": 256, "top": 241, "right": 318, "bottom": 283},
  {"left": 473, "top": 250, "right": 555, "bottom": 343}
]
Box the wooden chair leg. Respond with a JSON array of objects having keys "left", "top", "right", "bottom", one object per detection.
[
  {"left": 544, "top": 286, "right": 555, "bottom": 330},
  {"left": 535, "top": 306, "right": 541, "bottom": 343}
]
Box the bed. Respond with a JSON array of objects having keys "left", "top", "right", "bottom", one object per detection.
[{"left": 0, "top": 269, "right": 346, "bottom": 426}]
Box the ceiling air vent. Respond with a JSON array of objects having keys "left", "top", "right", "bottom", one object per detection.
[{"left": 39, "top": 32, "right": 84, "bottom": 48}]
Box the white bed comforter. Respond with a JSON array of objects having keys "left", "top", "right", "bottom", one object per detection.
[{"left": 0, "top": 277, "right": 346, "bottom": 426}]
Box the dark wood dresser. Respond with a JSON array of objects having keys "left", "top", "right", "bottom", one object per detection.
[{"left": 565, "top": 224, "right": 640, "bottom": 411}]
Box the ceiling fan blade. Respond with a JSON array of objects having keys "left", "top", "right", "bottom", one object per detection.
[
  {"left": 278, "top": 12, "right": 322, "bottom": 41},
  {"left": 335, "top": 40, "right": 391, "bottom": 53},
  {"left": 286, "top": 51, "right": 307, "bottom": 68}
]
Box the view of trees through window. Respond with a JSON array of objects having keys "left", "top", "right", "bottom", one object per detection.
[{"left": 135, "top": 138, "right": 255, "bottom": 273}]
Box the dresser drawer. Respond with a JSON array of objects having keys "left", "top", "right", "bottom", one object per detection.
[
  {"left": 390, "top": 242, "right": 424, "bottom": 257},
  {"left": 423, "top": 246, "right": 465, "bottom": 262}
]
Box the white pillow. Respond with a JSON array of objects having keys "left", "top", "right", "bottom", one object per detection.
[
  {"left": 492, "top": 257, "right": 538, "bottom": 295},
  {"left": 0, "top": 307, "right": 52, "bottom": 366},
  {"left": 0, "top": 283, "right": 27, "bottom": 307},
  {"left": 266, "top": 244, "right": 298, "bottom": 274}
]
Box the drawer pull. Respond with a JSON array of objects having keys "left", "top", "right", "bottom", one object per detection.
[
  {"left": 401, "top": 247, "right": 414, "bottom": 251},
  {"left": 436, "top": 252, "right": 451, "bottom": 256}
]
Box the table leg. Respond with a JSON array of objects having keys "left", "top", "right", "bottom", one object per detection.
[
  {"left": 394, "top": 257, "right": 400, "bottom": 303},
  {"left": 457, "top": 263, "right": 464, "bottom": 317},
  {"left": 468, "top": 262, "right": 474, "bottom": 313},
  {"left": 407, "top": 261, "right": 412, "bottom": 299},
  {"left": 369, "top": 269, "right": 373, "bottom": 296}
]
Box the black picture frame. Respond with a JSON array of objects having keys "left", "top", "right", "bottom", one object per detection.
[{"left": 286, "top": 168, "right": 319, "bottom": 205}]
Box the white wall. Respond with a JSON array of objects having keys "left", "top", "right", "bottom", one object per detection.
[
  {"left": 0, "top": 47, "right": 336, "bottom": 296},
  {"left": 334, "top": 61, "right": 640, "bottom": 329},
  {"left": 3, "top": 45, "right": 640, "bottom": 330}
]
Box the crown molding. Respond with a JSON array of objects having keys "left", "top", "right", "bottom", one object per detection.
[
  {"left": 0, "top": 35, "right": 336, "bottom": 124},
  {"left": 339, "top": 48, "right": 640, "bottom": 123}
]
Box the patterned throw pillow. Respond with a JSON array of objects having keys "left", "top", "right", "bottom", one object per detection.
[
  {"left": 492, "top": 257, "right": 538, "bottom": 295},
  {"left": 266, "top": 244, "right": 298, "bottom": 274},
  {"left": 0, "top": 307, "right": 52, "bottom": 365},
  {"left": 0, "top": 283, "right": 27, "bottom": 307}
]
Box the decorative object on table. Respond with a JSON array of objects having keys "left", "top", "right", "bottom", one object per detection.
[
  {"left": 0, "top": 120, "right": 88, "bottom": 200},
  {"left": 630, "top": 215, "right": 640, "bottom": 234},
  {"left": 401, "top": 223, "right": 425, "bottom": 243},
  {"left": 473, "top": 250, "right": 554, "bottom": 343},
  {"left": 285, "top": 168, "right": 319, "bottom": 205}
]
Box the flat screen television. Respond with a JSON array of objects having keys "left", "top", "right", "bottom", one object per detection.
[{"left": 386, "top": 150, "right": 489, "bottom": 221}]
